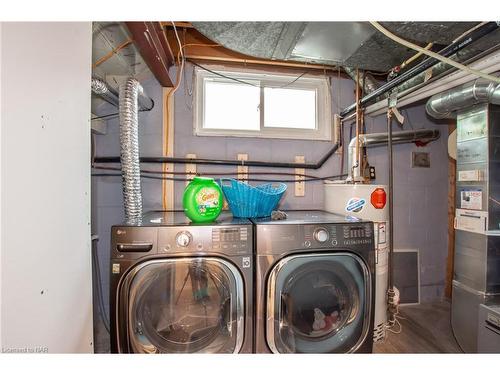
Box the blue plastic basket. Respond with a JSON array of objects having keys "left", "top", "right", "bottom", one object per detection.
[{"left": 218, "top": 178, "right": 287, "bottom": 218}]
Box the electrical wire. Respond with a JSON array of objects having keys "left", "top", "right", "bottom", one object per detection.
[
  {"left": 91, "top": 173, "right": 347, "bottom": 183},
  {"left": 363, "top": 70, "right": 391, "bottom": 77},
  {"left": 369, "top": 21, "right": 500, "bottom": 84},
  {"left": 175, "top": 42, "right": 221, "bottom": 110},
  {"left": 91, "top": 236, "right": 110, "bottom": 333},
  {"left": 162, "top": 22, "right": 186, "bottom": 209},
  {"left": 275, "top": 72, "right": 308, "bottom": 88},
  {"left": 403, "top": 109, "right": 415, "bottom": 130},
  {"left": 188, "top": 60, "right": 260, "bottom": 87},
  {"left": 92, "top": 165, "right": 334, "bottom": 179},
  {"left": 385, "top": 303, "right": 404, "bottom": 334},
  {"left": 176, "top": 43, "right": 221, "bottom": 65},
  {"left": 91, "top": 109, "right": 148, "bottom": 121},
  {"left": 188, "top": 59, "right": 311, "bottom": 89}
]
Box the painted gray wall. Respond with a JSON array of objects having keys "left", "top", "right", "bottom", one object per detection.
[{"left": 92, "top": 63, "right": 449, "bottom": 335}]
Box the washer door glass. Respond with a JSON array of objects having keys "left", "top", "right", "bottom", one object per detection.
[
  {"left": 267, "top": 253, "right": 371, "bottom": 353},
  {"left": 125, "top": 257, "right": 244, "bottom": 353}
]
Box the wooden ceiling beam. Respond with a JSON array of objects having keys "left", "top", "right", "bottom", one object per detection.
[
  {"left": 160, "top": 21, "right": 194, "bottom": 29},
  {"left": 126, "top": 22, "right": 175, "bottom": 87},
  {"left": 164, "top": 27, "right": 340, "bottom": 73}
]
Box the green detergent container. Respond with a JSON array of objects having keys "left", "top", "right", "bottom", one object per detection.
[{"left": 183, "top": 176, "right": 223, "bottom": 223}]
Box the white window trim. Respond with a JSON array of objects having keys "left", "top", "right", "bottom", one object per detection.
[{"left": 193, "top": 67, "right": 332, "bottom": 141}]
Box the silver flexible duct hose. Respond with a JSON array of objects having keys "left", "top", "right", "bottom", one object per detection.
[
  {"left": 92, "top": 76, "right": 154, "bottom": 111},
  {"left": 347, "top": 129, "right": 440, "bottom": 180},
  {"left": 344, "top": 66, "right": 380, "bottom": 95},
  {"left": 92, "top": 77, "right": 120, "bottom": 107},
  {"left": 426, "top": 77, "right": 500, "bottom": 119},
  {"left": 119, "top": 78, "right": 143, "bottom": 221},
  {"left": 91, "top": 77, "right": 108, "bottom": 94}
]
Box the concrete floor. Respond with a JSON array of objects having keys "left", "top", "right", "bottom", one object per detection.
[
  {"left": 94, "top": 300, "right": 461, "bottom": 353},
  {"left": 374, "top": 300, "right": 462, "bottom": 353}
]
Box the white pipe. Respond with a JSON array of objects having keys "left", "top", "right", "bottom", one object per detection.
[
  {"left": 347, "top": 129, "right": 440, "bottom": 181},
  {"left": 370, "top": 21, "right": 500, "bottom": 84}
]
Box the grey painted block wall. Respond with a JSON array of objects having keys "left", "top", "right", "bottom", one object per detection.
[{"left": 92, "top": 63, "right": 449, "bottom": 324}]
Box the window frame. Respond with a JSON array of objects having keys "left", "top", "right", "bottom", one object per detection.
[{"left": 193, "top": 67, "right": 332, "bottom": 141}]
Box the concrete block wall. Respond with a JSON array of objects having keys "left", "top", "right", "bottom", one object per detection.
[
  {"left": 92, "top": 63, "right": 450, "bottom": 331},
  {"left": 171, "top": 64, "right": 345, "bottom": 211},
  {"left": 363, "top": 104, "right": 449, "bottom": 300}
]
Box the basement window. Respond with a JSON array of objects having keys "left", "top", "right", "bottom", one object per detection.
[{"left": 194, "top": 67, "right": 332, "bottom": 140}]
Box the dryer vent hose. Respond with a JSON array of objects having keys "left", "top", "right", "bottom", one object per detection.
[{"left": 119, "top": 78, "right": 144, "bottom": 222}]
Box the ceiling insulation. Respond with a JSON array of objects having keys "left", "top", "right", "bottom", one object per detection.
[
  {"left": 91, "top": 22, "right": 154, "bottom": 115},
  {"left": 192, "top": 22, "right": 484, "bottom": 72}
]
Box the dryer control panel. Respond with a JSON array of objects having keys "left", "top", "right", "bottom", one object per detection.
[
  {"left": 304, "top": 223, "right": 373, "bottom": 248},
  {"left": 342, "top": 224, "right": 373, "bottom": 245},
  {"left": 255, "top": 221, "right": 374, "bottom": 255}
]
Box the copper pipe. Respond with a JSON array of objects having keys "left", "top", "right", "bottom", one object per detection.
[
  {"left": 351, "top": 68, "right": 361, "bottom": 181},
  {"left": 400, "top": 42, "right": 433, "bottom": 70}
]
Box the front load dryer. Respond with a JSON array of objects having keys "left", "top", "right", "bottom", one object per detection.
[
  {"left": 252, "top": 210, "right": 375, "bottom": 353},
  {"left": 110, "top": 211, "right": 253, "bottom": 353}
]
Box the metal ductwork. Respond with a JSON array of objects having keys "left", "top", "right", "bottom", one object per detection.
[
  {"left": 192, "top": 22, "right": 486, "bottom": 72},
  {"left": 348, "top": 129, "right": 441, "bottom": 180},
  {"left": 426, "top": 77, "right": 500, "bottom": 119},
  {"left": 91, "top": 76, "right": 154, "bottom": 111},
  {"left": 119, "top": 78, "right": 144, "bottom": 221},
  {"left": 92, "top": 77, "right": 120, "bottom": 107},
  {"left": 340, "top": 22, "right": 500, "bottom": 117},
  {"left": 343, "top": 67, "right": 380, "bottom": 95}
]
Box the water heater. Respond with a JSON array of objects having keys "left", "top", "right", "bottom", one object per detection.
[{"left": 324, "top": 182, "right": 389, "bottom": 342}]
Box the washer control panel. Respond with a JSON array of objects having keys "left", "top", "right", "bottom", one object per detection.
[
  {"left": 212, "top": 227, "right": 249, "bottom": 252},
  {"left": 157, "top": 225, "right": 252, "bottom": 255},
  {"left": 176, "top": 231, "right": 192, "bottom": 247}
]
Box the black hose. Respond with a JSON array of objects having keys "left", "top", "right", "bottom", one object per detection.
[
  {"left": 91, "top": 236, "right": 110, "bottom": 334},
  {"left": 339, "top": 22, "right": 499, "bottom": 117},
  {"left": 91, "top": 173, "right": 348, "bottom": 182},
  {"left": 92, "top": 165, "right": 335, "bottom": 179},
  {"left": 93, "top": 142, "right": 341, "bottom": 170}
]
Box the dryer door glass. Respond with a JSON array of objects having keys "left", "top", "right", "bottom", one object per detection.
[
  {"left": 267, "top": 253, "right": 371, "bottom": 353},
  {"left": 124, "top": 257, "right": 244, "bottom": 353}
]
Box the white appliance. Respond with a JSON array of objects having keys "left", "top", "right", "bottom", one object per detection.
[{"left": 324, "top": 182, "right": 389, "bottom": 342}]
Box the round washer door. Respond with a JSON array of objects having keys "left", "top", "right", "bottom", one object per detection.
[
  {"left": 266, "top": 252, "right": 371, "bottom": 353},
  {"left": 121, "top": 257, "right": 244, "bottom": 353}
]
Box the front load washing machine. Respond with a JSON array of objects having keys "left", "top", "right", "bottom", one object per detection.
[
  {"left": 253, "top": 210, "right": 375, "bottom": 353},
  {"left": 110, "top": 211, "right": 253, "bottom": 353}
]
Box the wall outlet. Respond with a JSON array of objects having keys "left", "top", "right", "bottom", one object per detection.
[
  {"left": 185, "top": 153, "right": 197, "bottom": 185},
  {"left": 237, "top": 153, "right": 248, "bottom": 181},
  {"left": 295, "top": 155, "right": 305, "bottom": 197}
]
